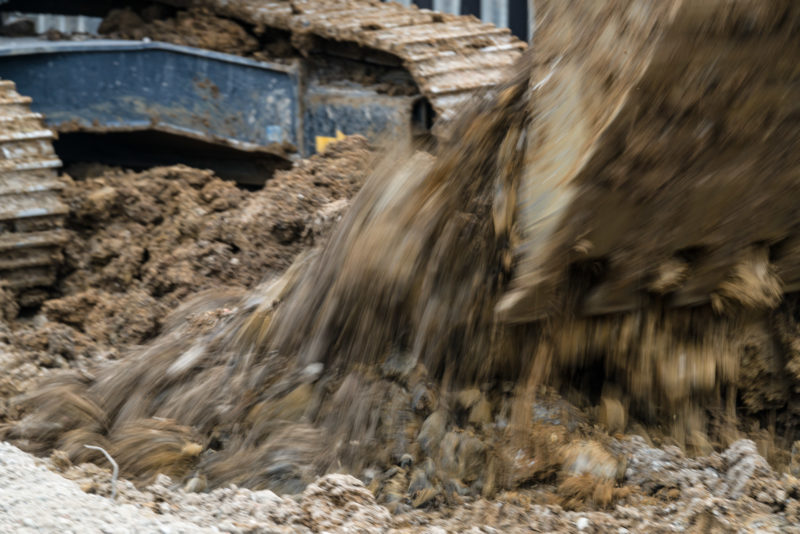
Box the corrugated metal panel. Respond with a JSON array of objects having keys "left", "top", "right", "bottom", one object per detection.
[
  {"left": 433, "top": 0, "right": 461, "bottom": 15},
  {"left": 1, "top": 12, "right": 102, "bottom": 34},
  {"left": 481, "top": 0, "right": 508, "bottom": 30}
]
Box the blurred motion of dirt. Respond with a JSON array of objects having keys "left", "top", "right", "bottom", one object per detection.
[
  {"left": 0, "top": 137, "right": 371, "bottom": 422},
  {"left": 1, "top": 116, "right": 799, "bottom": 534},
  {"left": 3, "top": 0, "right": 800, "bottom": 530}
]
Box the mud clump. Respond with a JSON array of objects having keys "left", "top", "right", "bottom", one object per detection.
[
  {"left": 52, "top": 137, "right": 369, "bottom": 347},
  {"left": 99, "top": 7, "right": 261, "bottom": 57}
]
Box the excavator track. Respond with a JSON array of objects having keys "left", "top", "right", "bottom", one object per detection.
[
  {"left": 0, "top": 79, "right": 66, "bottom": 306},
  {"left": 167, "top": 0, "right": 527, "bottom": 123}
]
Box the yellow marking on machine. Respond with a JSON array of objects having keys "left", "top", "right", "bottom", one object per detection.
[{"left": 315, "top": 130, "right": 347, "bottom": 153}]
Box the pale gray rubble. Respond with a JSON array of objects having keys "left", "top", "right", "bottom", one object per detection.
[
  {"left": 28, "top": 444, "right": 394, "bottom": 533},
  {"left": 5, "top": 437, "right": 800, "bottom": 533},
  {"left": 0, "top": 442, "right": 214, "bottom": 534}
]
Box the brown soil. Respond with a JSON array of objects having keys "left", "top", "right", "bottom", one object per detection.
[
  {"left": 9, "top": 2, "right": 800, "bottom": 511},
  {"left": 4, "top": 2, "right": 800, "bottom": 532},
  {"left": 99, "top": 6, "right": 262, "bottom": 57},
  {"left": 4, "top": 129, "right": 800, "bottom": 531},
  {"left": 95, "top": 5, "right": 418, "bottom": 94},
  {"left": 0, "top": 136, "right": 371, "bottom": 422}
]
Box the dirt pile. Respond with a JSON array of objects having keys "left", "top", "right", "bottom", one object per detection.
[
  {"left": 51, "top": 136, "right": 368, "bottom": 346},
  {"left": 0, "top": 137, "right": 371, "bottom": 422},
  {"left": 94, "top": 4, "right": 418, "bottom": 93},
  {"left": 2, "top": 441, "right": 396, "bottom": 533},
  {"left": 99, "top": 6, "right": 264, "bottom": 57}
]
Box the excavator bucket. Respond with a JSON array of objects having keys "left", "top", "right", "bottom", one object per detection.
[{"left": 498, "top": 0, "right": 800, "bottom": 322}]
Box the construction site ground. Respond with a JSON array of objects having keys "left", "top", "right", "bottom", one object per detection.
[{"left": 0, "top": 137, "right": 799, "bottom": 533}]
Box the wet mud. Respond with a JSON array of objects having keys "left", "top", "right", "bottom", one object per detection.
[{"left": 8, "top": 64, "right": 800, "bottom": 514}]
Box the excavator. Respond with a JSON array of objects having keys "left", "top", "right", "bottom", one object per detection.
[
  {"left": 0, "top": 0, "right": 525, "bottom": 305},
  {"left": 3, "top": 0, "right": 796, "bottom": 319},
  {"left": 3, "top": 0, "right": 800, "bottom": 501}
]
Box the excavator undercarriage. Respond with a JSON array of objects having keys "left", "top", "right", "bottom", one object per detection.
[{"left": 0, "top": 80, "right": 65, "bottom": 306}]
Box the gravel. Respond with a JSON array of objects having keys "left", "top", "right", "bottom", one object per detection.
[
  {"left": 0, "top": 442, "right": 214, "bottom": 534},
  {"left": 0, "top": 441, "right": 395, "bottom": 533},
  {"left": 5, "top": 437, "right": 800, "bottom": 533}
]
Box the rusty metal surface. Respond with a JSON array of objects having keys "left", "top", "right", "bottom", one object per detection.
[
  {"left": 0, "top": 79, "right": 66, "bottom": 303},
  {"left": 168, "top": 0, "right": 527, "bottom": 123}
]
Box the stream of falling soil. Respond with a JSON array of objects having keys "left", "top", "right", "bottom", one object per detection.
[{"left": 6, "top": 0, "right": 800, "bottom": 512}]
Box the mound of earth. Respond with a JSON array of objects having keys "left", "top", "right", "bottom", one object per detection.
[
  {"left": 98, "top": 6, "right": 264, "bottom": 57},
  {"left": 0, "top": 136, "right": 371, "bottom": 422},
  {"left": 4, "top": 437, "right": 800, "bottom": 532}
]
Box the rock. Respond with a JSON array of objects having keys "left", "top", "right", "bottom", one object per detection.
[
  {"left": 300, "top": 474, "right": 391, "bottom": 532},
  {"left": 468, "top": 397, "right": 493, "bottom": 427},
  {"left": 720, "top": 440, "right": 773, "bottom": 500},
  {"left": 457, "top": 434, "right": 487, "bottom": 483},
  {"left": 456, "top": 388, "right": 482, "bottom": 410},
  {"left": 598, "top": 397, "right": 626, "bottom": 434},
  {"left": 50, "top": 450, "right": 72, "bottom": 472}
]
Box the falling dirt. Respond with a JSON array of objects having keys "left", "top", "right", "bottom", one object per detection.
[
  {"left": 9, "top": 50, "right": 800, "bottom": 515},
  {"left": 3, "top": 1, "right": 800, "bottom": 532}
]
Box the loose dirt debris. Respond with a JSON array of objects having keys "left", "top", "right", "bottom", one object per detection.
[
  {"left": 94, "top": 5, "right": 419, "bottom": 94},
  {"left": 0, "top": 136, "right": 371, "bottom": 424},
  {"left": 6, "top": 437, "right": 800, "bottom": 533},
  {"left": 3, "top": 137, "right": 800, "bottom": 532},
  {"left": 3, "top": 3, "right": 800, "bottom": 529},
  {"left": 99, "top": 6, "right": 265, "bottom": 58}
]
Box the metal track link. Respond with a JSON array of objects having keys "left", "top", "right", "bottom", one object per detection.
[
  {"left": 0, "top": 79, "right": 66, "bottom": 305},
  {"left": 183, "top": 0, "right": 526, "bottom": 123}
]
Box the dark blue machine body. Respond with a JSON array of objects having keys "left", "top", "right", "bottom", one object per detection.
[{"left": 0, "top": 38, "right": 419, "bottom": 158}]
